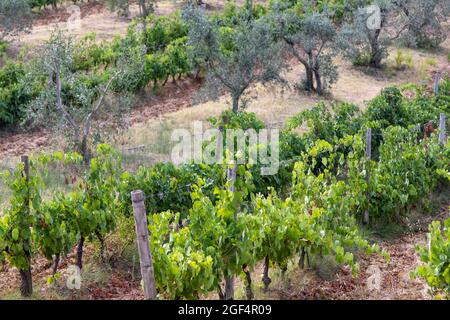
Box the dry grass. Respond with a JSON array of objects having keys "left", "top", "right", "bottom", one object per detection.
[
  {"left": 18, "top": 1, "right": 181, "bottom": 45},
  {"left": 17, "top": 0, "right": 266, "bottom": 46}
]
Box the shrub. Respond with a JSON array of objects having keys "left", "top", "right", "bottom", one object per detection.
[
  {"left": 0, "top": 61, "right": 34, "bottom": 126},
  {"left": 393, "top": 50, "right": 413, "bottom": 70},
  {"left": 414, "top": 218, "right": 450, "bottom": 298},
  {"left": 119, "top": 162, "right": 223, "bottom": 219}
]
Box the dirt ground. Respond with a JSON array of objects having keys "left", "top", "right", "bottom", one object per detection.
[
  {"left": 15, "top": 0, "right": 264, "bottom": 45},
  {"left": 16, "top": 1, "right": 178, "bottom": 45}
]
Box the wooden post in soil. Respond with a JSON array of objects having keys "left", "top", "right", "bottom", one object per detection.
[
  {"left": 439, "top": 113, "right": 447, "bottom": 146},
  {"left": 224, "top": 164, "right": 237, "bottom": 300},
  {"left": 20, "top": 155, "right": 33, "bottom": 297},
  {"left": 216, "top": 125, "right": 224, "bottom": 163},
  {"left": 131, "top": 190, "right": 157, "bottom": 300},
  {"left": 363, "top": 129, "right": 371, "bottom": 225},
  {"left": 434, "top": 72, "right": 441, "bottom": 96}
]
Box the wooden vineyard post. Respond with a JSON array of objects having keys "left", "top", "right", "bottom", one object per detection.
[
  {"left": 224, "top": 164, "right": 237, "bottom": 300},
  {"left": 434, "top": 72, "right": 441, "bottom": 96},
  {"left": 20, "top": 155, "right": 33, "bottom": 297},
  {"left": 363, "top": 129, "right": 371, "bottom": 225},
  {"left": 439, "top": 113, "right": 447, "bottom": 146},
  {"left": 131, "top": 190, "right": 157, "bottom": 300},
  {"left": 216, "top": 125, "right": 224, "bottom": 163}
]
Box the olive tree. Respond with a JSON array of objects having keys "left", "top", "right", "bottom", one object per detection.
[
  {"left": 23, "top": 30, "right": 131, "bottom": 162},
  {"left": 107, "top": 0, "right": 156, "bottom": 21},
  {"left": 106, "top": 0, "right": 131, "bottom": 18},
  {"left": 275, "top": 10, "right": 339, "bottom": 95},
  {"left": 393, "top": 0, "right": 450, "bottom": 49},
  {"left": 338, "top": 0, "right": 396, "bottom": 68},
  {"left": 0, "top": 0, "right": 32, "bottom": 41},
  {"left": 182, "top": 5, "right": 285, "bottom": 113}
]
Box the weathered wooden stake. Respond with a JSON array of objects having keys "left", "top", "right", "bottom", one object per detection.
[
  {"left": 363, "top": 129, "right": 371, "bottom": 225},
  {"left": 216, "top": 125, "right": 224, "bottom": 163},
  {"left": 224, "top": 164, "right": 237, "bottom": 300},
  {"left": 439, "top": 113, "right": 447, "bottom": 146},
  {"left": 434, "top": 72, "right": 441, "bottom": 96},
  {"left": 131, "top": 190, "right": 157, "bottom": 300},
  {"left": 20, "top": 155, "right": 33, "bottom": 297}
]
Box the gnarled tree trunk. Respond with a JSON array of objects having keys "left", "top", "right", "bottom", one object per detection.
[
  {"left": 313, "top": 68, "right": 323, "bottom": 95},
  {"left": 224, "top": 276, "right": 234, "bottom": 300},
  {"left": 19, "top": 268, "right": 32, "bottom": 297},
  {"left": 262, "top": 255, "right": 271, "bottom": 292}
]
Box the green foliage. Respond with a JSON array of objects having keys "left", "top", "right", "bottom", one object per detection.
[
  {"left": 366, "top": 127, "right": 445, "bottom": 223},
  {"left": 144, "top": 53, "right": 167, "bottom": 87},
  {"left": 143, "top": 13, "right": 188, "bottom": 53},
  {"left": 120, "top": 162, "right": 223, "bottom": 219},
  {"left": 365, "top": 87, "right": 407, "bottom": 128},
  {"left": 0, "top": 144, "right": 123, "bottom": 279},
  {"left": 0, "top": 0, "right": 32, "bottom": 40},
  {"left": 1, "top": 75, "right": 447, "bottom": 297},
  {"left": 287, "top": 102, "right": 362, "bottom": 142},
  {"left": 73, "top": 33, "right": 116, "bottom": 71},
  {"left": 106, "top": 0, "right": 130, "bottom": 18},
  {"left": 0, "top": 61, "right": 34, "bottom": 126},
  {"left": 434, "top": 76, "right": 450, "bottom": 113},
  {"left": 143, "top": 163, "right": 255, "bottom": 299},
  {"left": 393, "top": 50, "right": 413, "bottom": 70},
  {"left": 0, "top": 40, "right": 7, "bottom": 56},
  {"left": 413, "top": 142, "right": 450, "bottom": 298},
  {"left": 364, "top": 84, "right": 448, "bottom": 150},
  {"left": 208, "top": 110, "right": 266, "bottom": 131},
  {"left": 28, "top": 0, "right": 61, "bottom": 9},
  {"left": 0, "top": 158, "right": 42, "bottom": 270},
  {"left": 188, "top": 166, "right": 260, "bottom": 291},
  {"left": 209, "top": 110, "right": 292, "bottom": 196},
  {"left": 0, "top": 2, "right": 448, "bottom": 295},
  {"left": 148, "top": 211, "right": 215, "bottom": 299},
  {"left": 34, "top": 193, "right": 79, "bottom": 261},
  {"left": 163, "top": 37, "right": 191, "bottom": 81},
  {"left": 145, "top": 157, "right": 386, "bottom": 299},
  {"left": 284, "top": 83, "right": 449, "bottom": 225},
  {"left": 414, "top": 218, "right": 450, "bottom": 298},
  {"left": 111, "top": 43, "right": 148, "bottom": 93},
  {"left": 105, "top": 13, "right": 191, "bottom": 92},
  {"left": 23, "top": 30, "right": 133, "bottom": 157},
  {"left": 270, "top": 0, "right": 361, "bottom": 22},
  {"left": 217, "top": 1, "right": 268, "bottom": 26},
  {"left": 75, "top": 144, "right": 122, "bottom": 241}
]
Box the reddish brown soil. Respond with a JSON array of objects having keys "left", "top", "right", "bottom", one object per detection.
[
  {"left": 0, "top": 130, "right": 50, "bottom": 158},
  {"left": 129, "top": 77, "right": 203, "bottom": 124}
]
